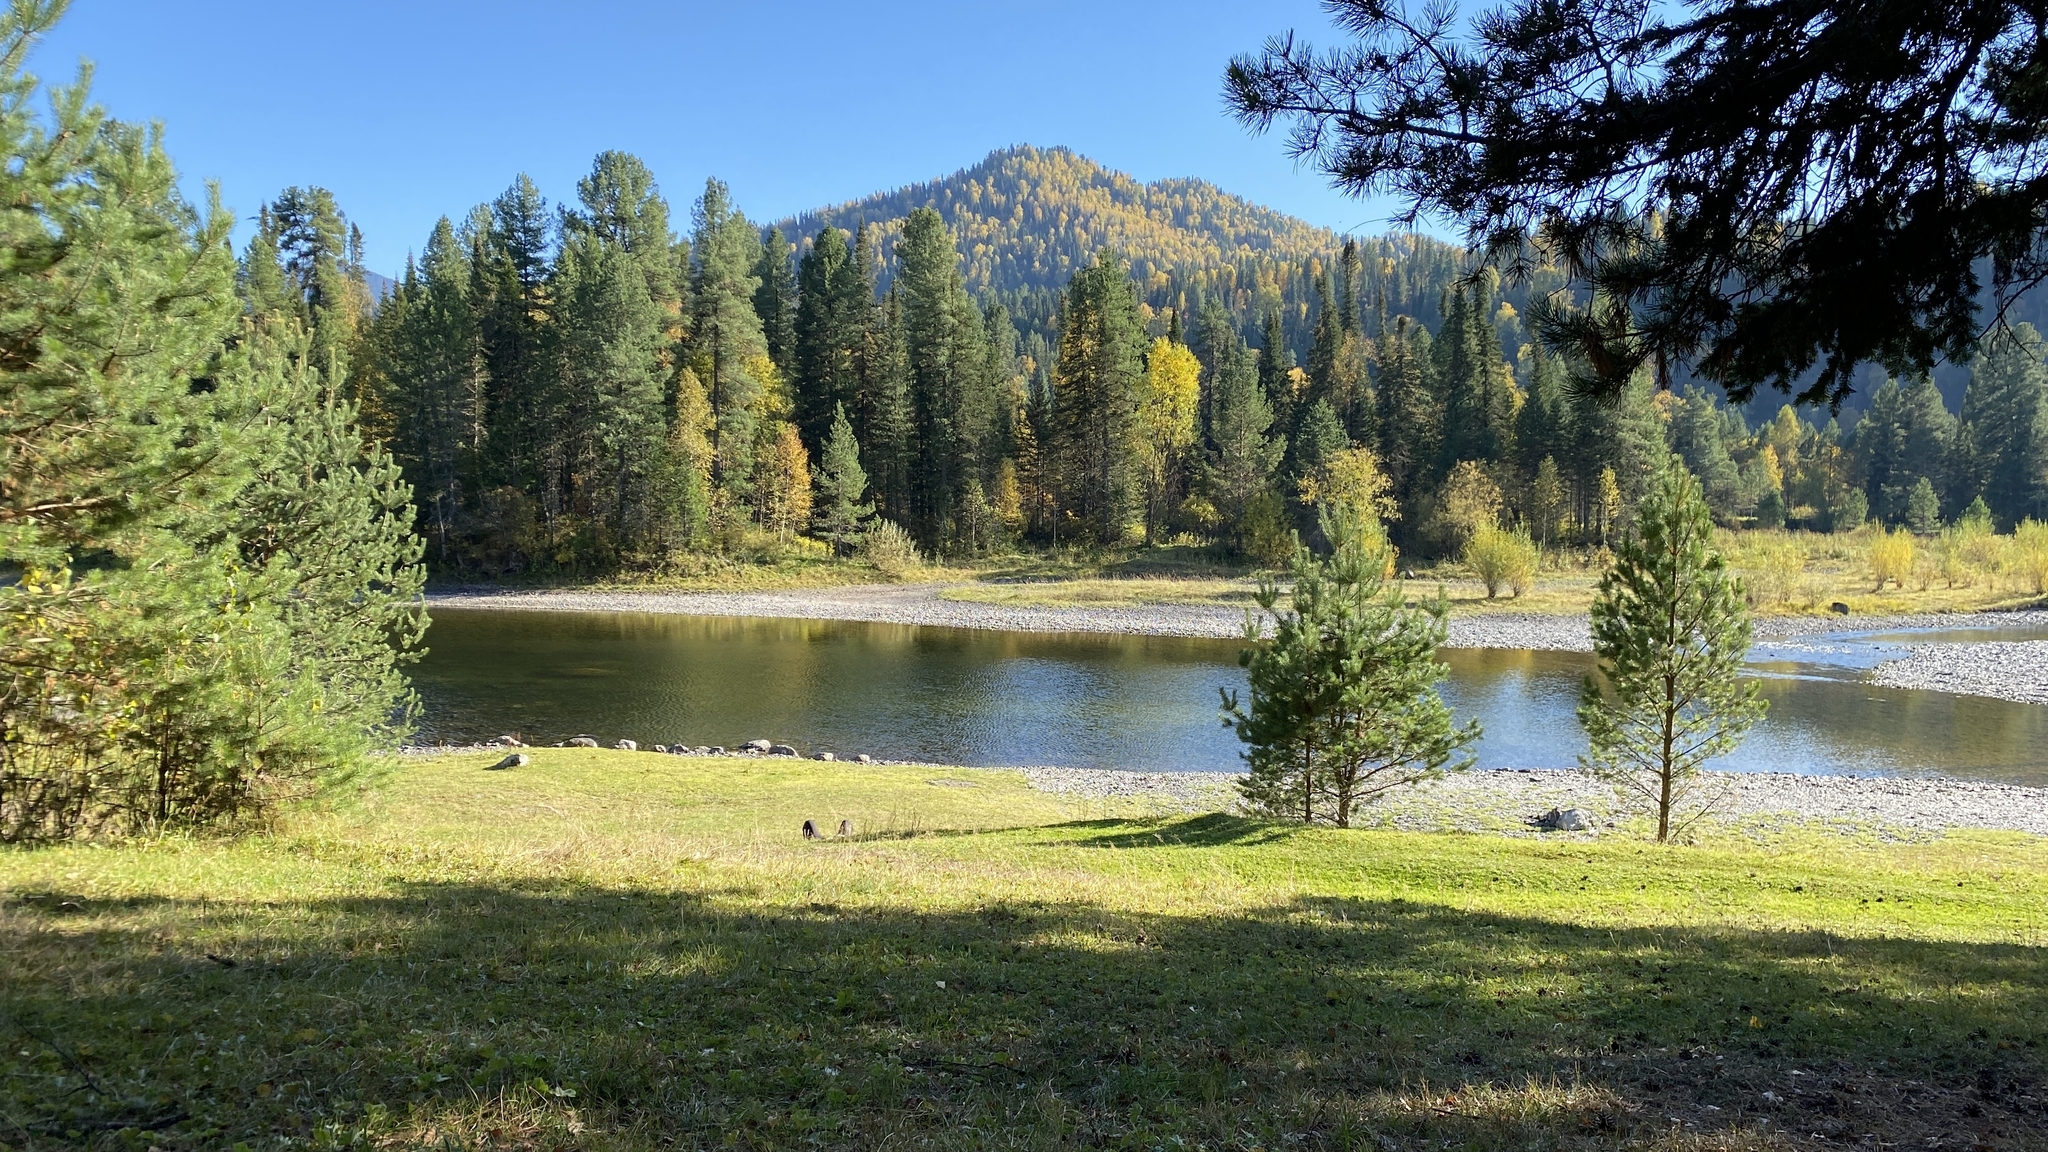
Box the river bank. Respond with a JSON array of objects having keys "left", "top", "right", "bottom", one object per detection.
[{"left": 429, "top": 584, "right": 2047, "bottom": 647}]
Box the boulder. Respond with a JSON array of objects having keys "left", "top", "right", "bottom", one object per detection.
[
  {"left": 486, "top": 753, "right": 529, "bottom": 770},
  {"left": 743, "top": 738, "right": 774, "bottom": 753},
  {"left": 708, "top": 746, "right": 726, "bottom": 756},
  {"left": 562, "top": 735, "right": 600, "bottom": 748},
  {"left": 1830, "top": 601, "right": 1852, "bottom": 615},
  {"left": 1534, "top": 807, "right": 1596, "bottom": 832},
  {"left": 816, "top": 751, "right": 836, "bottom": 761},
  {"left": 613, "top": 739, "right": 638, "bottom": 751},
  {"left": 494, "top": 735, "right": 525, "bottom": 747},
  {"left": 856, "top": 754, "right": 873, "bottom": 764},
  {"left": 770, "top": 744, "right": 800, "bottom": 757}
]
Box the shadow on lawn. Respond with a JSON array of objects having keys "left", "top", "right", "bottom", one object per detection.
[
  {"left": 1056, "top": 813, "right": 1301, "bottom": 849},
  {"left": 3, "top": 861, "right": 2043, "bottom": 1150}
]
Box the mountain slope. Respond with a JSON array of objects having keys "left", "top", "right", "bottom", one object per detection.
[{"left": 775, "top": 145, "right": 1351, "bottom": 299}]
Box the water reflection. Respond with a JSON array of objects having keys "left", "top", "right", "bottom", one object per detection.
[{"left": 412, "top": 609, "right": 2048, "bottom": 786}]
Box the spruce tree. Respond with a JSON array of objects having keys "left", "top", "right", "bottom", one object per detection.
[
  {"left": 1577, "top": 462, "right": 1765, "bottom": 842},
  {"left": 793, "top": 224, "right": 862, "bottom": 454},
  {"left": 1671, "top": 387, "right": 1741, "bottom": 519},
  {"left": 472, "top": 174, "right": 556, "bottom": 555},
  {"left": 1258, "top": 307, "right": 1295, "bottom": 428},
  {"left": 377, "top": 218, "right": 481, "bottom": 566},
  {"left": 556, "top": 231, "right": 670, "bottom": 563},
  {"left": 898, "top": 208, "right": 994, "bottom": 544},
  {"left": 1051, "top": 249, "right": 1147, "bottom": 542},
  {"left": 1958, "top": 324, "right": 2048, "bottom": 524},
  {"left": 1200, "top": 323, "right": 1285, "bottom": 552},
  {"left": 754, "top": 226, "right": 797, "bottom": 373},
  {"left": 813, "top": 403, "right": 875, "bottom": 552},
  {"left": 1224, "top": 503, "right": 1478, "bottom": 827},
  {"left": 689, "top": 178, "right": 767, "bottom": 504}
]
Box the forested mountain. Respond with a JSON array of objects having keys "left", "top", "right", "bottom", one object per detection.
[{"left": 780, "top": 145, "right": 1343, "bottom": 299}]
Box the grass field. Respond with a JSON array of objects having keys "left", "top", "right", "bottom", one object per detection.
[{"left": 8, "top": 752, "right": 2042, "bottom": 1150}]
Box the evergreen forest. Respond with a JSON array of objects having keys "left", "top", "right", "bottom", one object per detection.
[{"left": 328, "top": 147, "right": 2048, "bottom": 577}]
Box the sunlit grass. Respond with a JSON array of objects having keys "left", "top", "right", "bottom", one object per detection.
[{"left": 4, "top": 751, "right": 2043, "bottom": 1149}]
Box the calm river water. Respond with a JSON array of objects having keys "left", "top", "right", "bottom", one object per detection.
[{"left": 411, "top": 609, "right": 2048, "bottom": 786}]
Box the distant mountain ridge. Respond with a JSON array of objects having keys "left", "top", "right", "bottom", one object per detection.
[{"left": 774, "top": 145, "right": 1351, "bottom": 299}]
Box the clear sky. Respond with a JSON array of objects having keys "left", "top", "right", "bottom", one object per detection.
[{"left": 35, "top": 0, "right": 1412, "bottom": 276}]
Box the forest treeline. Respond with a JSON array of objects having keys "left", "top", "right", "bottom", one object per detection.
[{"left": 283, "top": 149, "right": 2048, "bottom": 575}]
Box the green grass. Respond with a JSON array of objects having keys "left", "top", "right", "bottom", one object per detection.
[{"left": 4, "top": 752, "right": 2044, "bottom": 1150}]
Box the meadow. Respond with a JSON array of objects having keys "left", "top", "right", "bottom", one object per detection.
[{"left": 3, "top": 751, "right": 2043, "bottom": 1150}]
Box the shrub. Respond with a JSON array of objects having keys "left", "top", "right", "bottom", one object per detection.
[
  {"left": 1734, "top": 536, "right": 1805, "bottom": 607},
  {"left": 1462, "top": 526, "right": 1538, "bottom": 598},
  {"left": 2014, "top": 519, "right": 2048, "bottom": 594},
  {"left": 1868, "top": 526, "right": 1915, "bottom": 590},
  {"left": 859, "top": 520, "right": 925, "bottom": 580}
]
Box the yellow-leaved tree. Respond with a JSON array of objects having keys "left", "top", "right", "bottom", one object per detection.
[{"left": 1132, "top": 337, "right": 1201, "bottom": 542}]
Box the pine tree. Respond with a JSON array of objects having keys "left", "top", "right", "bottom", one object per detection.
[
  {"left": 1671, "top": 387, "right": 1741, "bottom": 519},
  {"left": 689, "top": 178, "right": 767, "bottom": 505},
  {"left": 267, "top": 186, "right": 370, "bottom": 392},
  {"left": 1375, "top": 317, "right": 1437, "bottom": 509},
  {"left": 377, "top": 218, "right": 481, "bottom": 566},
  {"left": 1051, "top": 249, "right": 1147, "bottom": 542},
  {"left": 793, "top": 224, "right": 863, "bottom": 454},
  {"left": 555, "top": 230, "right": 670, "bottom": 563},
  {"left": 471, "top": 174, "right": 556, "bottom": 560},
  {"left": 898, "top": 207, "right": 995, "bottom": 543},
  {"left": 568, "top": 150, "right": 680, "bottom": 305},
  {"left": 0, "top": 0, "right": 423, "bottom": 840},
  {"left": 1577, "top": 462, "right": 1765, "bottom": 842},
  {"left": 1200, "top": 322, "right": 1285, "bottom": 552},
  {"left": 1258, "top": 307, "right": 1295, "bottom": 429},
  {"left": 1223, "top": 504, "right": 1478, "bottom": 827},
  {"left": 813, "top": 403, "right": 874, "bottom": 552},
  {"left": 754, "top": 226, "right": 797, "bottom": 373},
  {"left": 1957, "top": 323, "right": 2048, "bottom": 525},
  {"left": 1857, "top": 375, "right": 1955, "bottom": 525}
]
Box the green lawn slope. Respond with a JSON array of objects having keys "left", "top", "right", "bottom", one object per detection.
[{"left": 3, "top": 751, "right": 2043, "bottom": 1150}]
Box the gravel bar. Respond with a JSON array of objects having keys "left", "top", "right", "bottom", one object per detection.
[
  {"left": 431, "top": 585, "right": 2047, "bottom": 652},
  {"left": 1870, "top": 640, "right": 2048, "bottom": 705},
  {"left": 1019, "top": 764, "right": 2048, "bottom": 838}
]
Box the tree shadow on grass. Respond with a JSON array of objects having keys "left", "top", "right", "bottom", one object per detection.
[
  {"left": 2, "top": 875, "right": 2043, "bottom": 1150},
  {"left": 1053, "top": 813, "right": 1300, "bottom": 849}
]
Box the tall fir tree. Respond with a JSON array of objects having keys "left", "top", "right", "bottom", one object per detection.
[
  {"left": 1957, "top": 324, "right": 2048, "bottom": 525},
  {"left": 688, "top": 178, "right": 767, "bottom": 502},
  {"left": 753, "top": 225, "right": 797, "bottom": 373},
  {"left": 792, "top": 224, "right": 864, "bottom": 454},
  {"left": 1051, "top": 250, "right": 1148, "bottom": 542},
  {"left": 897, "top": 207, "right": 994, "bottom": 543}
]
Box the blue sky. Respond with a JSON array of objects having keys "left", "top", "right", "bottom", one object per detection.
[{"left": 36, "top": 0, "right": 1412, "bottom": 276}]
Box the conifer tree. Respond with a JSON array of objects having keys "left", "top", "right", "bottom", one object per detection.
[
  {"left": 377, "top": 218, "right": 481, "bottom": 565},
  {"left": 1957, "top": 324, "right": 2048, "bottom": 525},
  {"left": 793, "top": 224, "right": 863, "bottom": 453},
  {"left": 1201, "top": 323, "right": 1285, "bottom": 551},
  {"left": 569, "top": 150, "right": 680, "bottom": 305},
  {"left": 754, "top": 226, "right": 797, "bottom": 373},
  {"left": 898, "top": 208, "right": 995, "bottom": 543},
  {"left": 1258, "top": 307, "right": 1295, "bottom": 427},
  {"left": 1671, "top": 387, "right": 1742, "bottom": 519},
  {"left": 1578, "top": 463, "right": 1765, "bottom": 842},
  {"left": 813, "top": 403, "right": 875, "bottom": 552},
  {"left": 1857, "top": 375, "right": 1955, "bottom": 525},
  {"left": 471, "top": 174, "right": 556, "bottom": 556},
  {"left": 0, "top": 0, "right": 423, "bottom": 840},
  {"left": 267, "top": 186, "right": 370, "bottom": 391},
  {"left": 1375, "top": 317, "right": 1437, "bottom": 508},
  {"left": 1052, "top": 249, "right": 1147, "bottom": 541},
  {"left": 1224, "top": 503, "right": 1477, "bottom": 827},
  {"left": 555, "top": 231, "right": 670, "bottom": 563},
  {"left": 689, "top": 178, "right": 767, "bottom": 504}
]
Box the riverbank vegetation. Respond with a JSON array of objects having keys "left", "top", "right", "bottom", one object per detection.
[{"left": 4, "top": 750, "right": 2042, "bottom": 1149}]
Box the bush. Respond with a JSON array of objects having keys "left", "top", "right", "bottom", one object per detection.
[
  {"left": 1868, "top": 526, "right": 1915, "bottom": 590},
  {"left": 1734, "top": 536, "right": 1805, "bottom": 607},
  {"left": 859, "top": 520, "right": 925, "bottom": 580},
  {"left": 1462, "top": 526, "right": 1538, "bottom": 598},
  {"left": 2014, "top": 519, "right": 2048, "bottom": 595}
]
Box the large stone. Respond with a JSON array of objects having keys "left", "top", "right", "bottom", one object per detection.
[
  {"left": 562, "top": 736, "right": 600, "bottom": 748},
  {"left": 770, "top": 744, "right": 800, "bottom": 757},
  {"left": 856, "top": 754, "right": 873, "bottom": 764},
  {"left": 743, "top": 738, "right": 774, "bottom": 753},
  {"left": 1535, "top": 807, "right": 1596, "bottom": 832},
  {"left": 486, "top": 753, "right": 529, "bottom": 770},
  {"left": 613, "top": 739, "right": 638, "bottom": 751},
  {"left": 816, "top": 752, "right": 836, "bottom": 762},
  {"left": 494, "top": 735, "right": 525, "bottom": 747}
]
